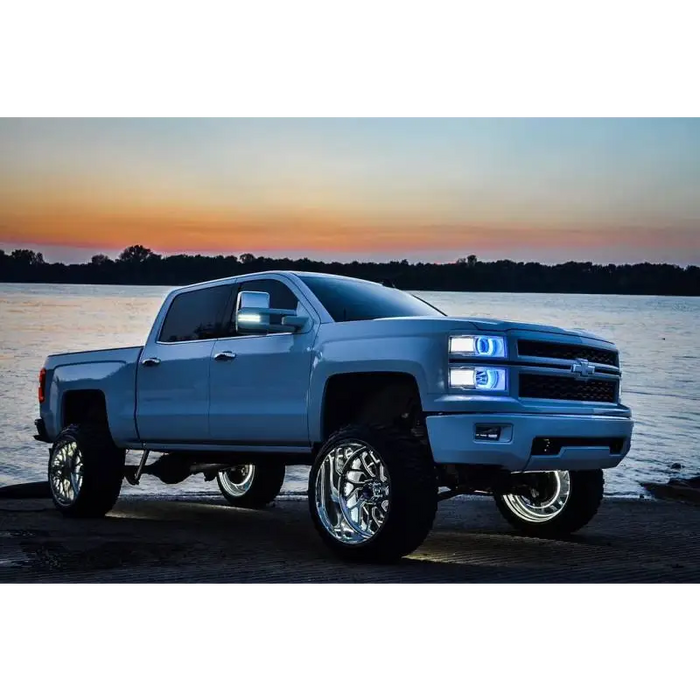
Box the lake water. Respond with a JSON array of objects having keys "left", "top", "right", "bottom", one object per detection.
[{"left": 0, "top": 283, "right": 698, "bottom": 499}]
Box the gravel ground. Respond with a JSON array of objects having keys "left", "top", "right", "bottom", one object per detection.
[{"left": 1, "top": 494, "right": 699, "bottom": 583}]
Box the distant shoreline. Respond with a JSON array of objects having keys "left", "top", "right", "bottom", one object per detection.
[
  {"left": 1, "top": 281, "right": 698, "bottom": 298},
  {"left": 1, "top": 246, "right": 698, "bottom": 296}
]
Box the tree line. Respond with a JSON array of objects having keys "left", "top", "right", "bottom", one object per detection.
[{"left": 0, "top": 245, "right": 698, "bottom": 295}]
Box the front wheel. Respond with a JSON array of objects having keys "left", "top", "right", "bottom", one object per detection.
[
  {"left": 494, "top": 469, "right": 604, "bottom": 537},
  {"left": 216, "top": 463, "right": 285, "bottom": 508},
  {"left": 309, "top": 424, "right": 438, "bottom": 562}
]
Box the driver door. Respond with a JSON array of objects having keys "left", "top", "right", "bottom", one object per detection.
[{"left": 208, "top": 278, "right": 316, "bottom": 447}]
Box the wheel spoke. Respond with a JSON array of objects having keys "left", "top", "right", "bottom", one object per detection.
[
  {"left": 345, "top": 488, "right": 363, "bottom": 509},
  {"left": 352, "top": 498, "right": 368, "bottom": 520},
  {"left": 345, "top": 469, "right": 369, "bottom": 486},
  {"left": 368, "top": 506, "right": 382, "bottom": 532},
  {"left": 329, "top": 449, "right": 343, "bottom": 502},
  {"left": 69, "top": 471, "right": 80, "bottom": 500},
  {"left": 360, "top": 452, "right": 375, "bottom": 479}
]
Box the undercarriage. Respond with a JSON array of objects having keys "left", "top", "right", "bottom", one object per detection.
[
  {"left": 122, "top": 450, "right": 270, "bottom": 486},
  {"left": 123, "top": 449, "right": 573, "bottom": 514},
  {"left": 437, "top": 463, "right": 560, "bottom": 501}
]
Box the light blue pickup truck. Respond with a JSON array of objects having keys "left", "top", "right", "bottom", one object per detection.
[{"left": 35, "top": 271, "right": 633, "bottom": 561}]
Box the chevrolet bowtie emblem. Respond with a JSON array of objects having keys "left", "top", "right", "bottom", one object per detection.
[{"left": 571, "top": 358, "right": 596, "bottom": 379}]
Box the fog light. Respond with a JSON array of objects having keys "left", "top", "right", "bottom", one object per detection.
[{"left": 475, "top": 425, "right": 501, "bottom": 441}]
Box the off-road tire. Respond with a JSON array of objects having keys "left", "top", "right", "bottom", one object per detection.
[
  {"left": 49, "top": 423, "right": 125, "bottom": 518},
  {"left": 495, "top": 469, "right": 604, "bottom": 537},
  {"left": 216, "top": 464, "right": 285, "bottom": 508},
  {"left": 308, "top": 424, "right": 438, "bottom": 562}
]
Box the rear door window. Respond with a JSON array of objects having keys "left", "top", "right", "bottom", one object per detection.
[{"left": 158, "top": 285, "right": 233, "bottom": 342}]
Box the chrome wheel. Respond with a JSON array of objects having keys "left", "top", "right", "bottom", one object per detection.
[
  {"left": 219, "top": 464, "right": 256, "bottom": 498},
  {"left": 502, "top": 470, "right": 571, "bottom": 523},
  {"left": 314, "top": 441, "right": 391, "bottom": 545},
  {"left": 49, "top": 440, "right": 84, "bottom": 506}
]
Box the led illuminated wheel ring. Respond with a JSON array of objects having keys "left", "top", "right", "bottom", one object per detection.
[
  {"left": 501, "top": 470, "right": 572, "bottom": 523},
  {"left": 219, "top": 464, "right": 256, "bottom": 498}
]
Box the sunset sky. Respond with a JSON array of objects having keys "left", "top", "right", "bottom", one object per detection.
[{"left": 1, "top": 118, "right": 698, "bottom": 264}]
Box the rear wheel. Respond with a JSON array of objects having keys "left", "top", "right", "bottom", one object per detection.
[
  {"left": 48, "top": 423, "right": 125, "bottom": 518},
  {"left": 494, "top": 469, "right": 604, "bottom": 537},
  {"left": 309, "top": 424, "right": 437, "bottom": 562},
  {"left": 216, "top": 463, "right": 285, "bottom": 508}
]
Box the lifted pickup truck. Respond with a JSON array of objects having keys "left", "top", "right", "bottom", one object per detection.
[{"left": 35, "top": 271, "right": 633, "bottom": 561}]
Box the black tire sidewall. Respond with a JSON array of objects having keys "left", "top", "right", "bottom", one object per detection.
[{"left": 495, "top": 469, "right": 604, "bottom": 537}]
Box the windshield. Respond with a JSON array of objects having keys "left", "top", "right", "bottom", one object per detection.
[{"left": 298, "top": 275, "right": 445, "bottom": 322}]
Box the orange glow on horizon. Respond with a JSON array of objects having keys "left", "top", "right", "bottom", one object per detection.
[{"left": 0, "top": 200, "right": 690, "bottom": 259}]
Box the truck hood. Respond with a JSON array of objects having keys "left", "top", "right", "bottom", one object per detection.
[
  {"left": 372, "top": 316, "right": 610, "bottom": 344},
  {"left": 463, "top": 317, "right": 608, "bottom": 343}
]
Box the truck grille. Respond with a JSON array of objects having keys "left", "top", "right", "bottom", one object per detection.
[
  {"left": 518, "top": 340, "right": 618, "bottom": 367},
  {"left": 519, "top": 374, "right": 618, "bottom": 403}
]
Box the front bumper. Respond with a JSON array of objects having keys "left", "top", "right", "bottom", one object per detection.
[{"left": 425, "top": 412, "right": 633, "bottom": 472}]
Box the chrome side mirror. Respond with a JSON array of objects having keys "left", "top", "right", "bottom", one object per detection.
[
  {"left": 235, "top": 291, "right": 271, "bottom": 333},
  {"left": 235, "top": 290, "right": 308, "bottom": 333}
]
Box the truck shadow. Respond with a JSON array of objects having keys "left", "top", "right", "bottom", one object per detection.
[{"left": 112, "top": 496, "right": 700, "bottom": 583}]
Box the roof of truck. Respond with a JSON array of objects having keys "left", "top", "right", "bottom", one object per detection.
[{"left": 175, "top": 270, "right": 381, "bottom": 292}]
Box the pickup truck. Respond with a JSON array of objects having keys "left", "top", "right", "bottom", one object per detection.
[{"left": 35, "top": 271, "right": 634, "bottom": 562}]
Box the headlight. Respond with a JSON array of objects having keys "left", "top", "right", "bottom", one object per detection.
[
  {"left": 449, "top": 335, "right": 507, "bottom": 358},
  {"left": 449, "top": 366, "right": 507, "bottom": 391}
]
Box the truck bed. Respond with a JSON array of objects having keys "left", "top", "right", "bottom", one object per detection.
[
  {"left": 44, "top": 346, "right": 144, "bottom": 371},
  {"left": 41, "top": 346, "right": 144, "bottom": 444}
]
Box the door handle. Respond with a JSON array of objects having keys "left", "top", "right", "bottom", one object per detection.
[
  {"left": 141, "top": 357, "right": 161, "bottom": 367},
  {"left": 214, "top": 351, "right": 237, "bottom": 362}
]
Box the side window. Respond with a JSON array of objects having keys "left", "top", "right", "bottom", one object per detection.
[
  {"left": 158, "top": 285, "right": 233, "bottom": 342},
  {"left": 235, "top": 279, "right": 300, "bottom": 336}
]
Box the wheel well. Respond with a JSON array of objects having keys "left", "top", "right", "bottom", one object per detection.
[
  {"left": 62, "top": 390, "right": 109, "bottom": 429},
  {"left": 321, "top": 372, "right": 422, "bottom": 441}
]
